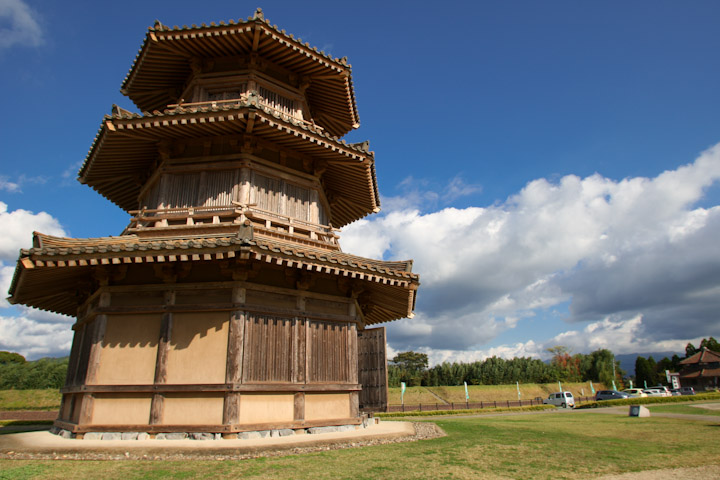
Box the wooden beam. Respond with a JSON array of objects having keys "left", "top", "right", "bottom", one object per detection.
[{"left": 60, "top": 383, "right": 362, "bottom": 394}]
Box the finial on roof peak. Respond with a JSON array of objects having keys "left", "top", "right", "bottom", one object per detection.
[
  {"left": 153, "top": 19, "right": 164, "bottom": 30},
  {"left": 254, "top": 8, "right": 264, "bottom": 20}
]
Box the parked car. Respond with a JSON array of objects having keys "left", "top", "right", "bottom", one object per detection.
[
  {"left": 595, "top": 390, "right": 630, "bottom": 401},
  {"left": 643, "top": 389, "right": 665, "bottom": 397},
  {"left": 622, "top": 388, "right": 647, "bottom": 398},
  {"left": 653, "top": 386, "right": 671, "bottom": 397},
  {"left": 669, "top": 389, "right": 682, "bottom": 396},
  {"left": 543, "top": 391, "right": 575, "bottom": 408},
  {"left": 678, "top": 386, "right": 695, "bottom": 395}
]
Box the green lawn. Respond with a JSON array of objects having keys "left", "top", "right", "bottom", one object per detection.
[
  {"left": 388, "top": 382, "right": 603, "bottom": 405},
  {"left": 1, "top": 408, "right": 718, "bottom": 479},
  {"left": 648, "top": 403, "right": 720, "bottom": 416},
  {"left": 0, "top": 390, "right": 61, "bottom": 411}
]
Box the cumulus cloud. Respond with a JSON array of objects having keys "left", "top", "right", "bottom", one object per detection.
[
  {"left": 0, "top": 202, "right": 68, "bottom": 358},
  {"left": 0, "top": 311, "right": 73, "bottom": 359},
  {"left": 341, "top": 142, "right": 720, "bottom": 358},
  {"left": 0, "top": 201, "right": 65, "bottom": 262},
  {"left": 0, "top": 0, "right": 44, "bottom": 50}
]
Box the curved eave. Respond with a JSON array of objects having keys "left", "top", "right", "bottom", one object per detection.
[
  {"left": 78, "top": 104, "right": 380, "bottom": 228},
  {"left": 9, "top": 233, "right": 419, "bottom": 326},
  {"left": 121, "top": 18, "right": 359, "bottom": 137}
]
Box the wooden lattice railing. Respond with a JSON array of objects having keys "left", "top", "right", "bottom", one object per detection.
[{"left": 125, "top": 203, "right": 339, "bottom": 249}]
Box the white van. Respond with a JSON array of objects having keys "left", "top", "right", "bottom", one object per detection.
[{"left": 543, "top": 391, "right": 575, "bottom": 408}]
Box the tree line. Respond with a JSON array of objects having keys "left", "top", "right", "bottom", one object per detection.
[
  {"left": 388, "top": 347, "right": 624, "bottom": 388},
  {"left": 0, "top": 352, "right": 68, "bottom": 390},
  {"left": 389, "top": 337, "right": 718, "bottom": 389}
]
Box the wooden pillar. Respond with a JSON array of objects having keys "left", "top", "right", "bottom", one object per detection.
[
  {"left": 149, "top": 394, "right": 164, "bottom": 426},
  {"left": 226, "top": 287, "right": 246, "bottom": 384},
  {"left": 347, "top": 323, "right": 358, "bottom": 384},
  {"left": 293, "top": 318, "right": 307, "bottom": 384},
  {"left": 350, "top": 391, "right": 359, "bottom": 418},
  {"left": 238, "top": 167, "right": 251, "bottom": 204},
  {"left": 150, "top": 290, "right": 175, "bottom": 425},
  {"left": 66, "top": 323, "right": 86, "bottom": 387},
  {"left": 224, "top": 286, "right": 246, "bottom": 427},
  {"left": 294, "top": 392, "right": 305, "bottom": 421},
  {"left": 84, "top": 291, "right": 110, "bottom": 385},
  {"left": 295, "top": 296, "right": 307, "bottom": 384},
  {"left": 77, "top": 393, "right": 94, "bottom": 426}
]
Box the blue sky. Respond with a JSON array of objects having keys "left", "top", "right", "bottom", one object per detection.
[{"left": 1, "top": 0, "right": 719, "bottom": 363}]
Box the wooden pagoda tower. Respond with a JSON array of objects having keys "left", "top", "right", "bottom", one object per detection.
[{"left": 8, "top": 9, "right": 419, "bottom": 438}]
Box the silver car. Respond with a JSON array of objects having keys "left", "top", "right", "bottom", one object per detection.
[{"left": 595, "top": 390, "right": 630, "bottom": 401}]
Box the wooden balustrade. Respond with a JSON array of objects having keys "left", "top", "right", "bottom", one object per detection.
[
  {"left": 166, "top": 94, "right": 323, "bottom": 131},
  {"left": 126, "top": 205, "right": 339, "bottom": 247}
]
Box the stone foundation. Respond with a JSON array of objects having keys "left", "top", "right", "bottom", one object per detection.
[{"left": 50, "top": 416, "right": 378, "bottom": 440}]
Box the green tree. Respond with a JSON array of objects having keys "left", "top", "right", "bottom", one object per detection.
[
  {"left": 671, "top": 354, "right": 682, "bottom": 371},
  {"left": 646, "top": 356, "right": 658, "bottom": 385},
  {"left": 635, "top": 356, "right": 653, "bottom": 388},
  {"left": 389, "top": 351, "right": 428, "bottom": 387},
  {"left": 586, "top": 349, "right": 619, "bottom": 386},
  {"left": 700, "top": 337, "right": 720, "bottom": 352},
  {"left": 0, "top": 351, "right": 26, "bottom": 364}
]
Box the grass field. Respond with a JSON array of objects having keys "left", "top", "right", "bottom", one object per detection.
[
  {"left": 648, "top": 403, "right": 720, "bottom": 416},
  {"left": 387, "top": 383, "right": 604, "bottom": 405},
  {"left": 0, "top": 385, "right": 599, "bottom": 411},
  {"left": 1, "top": 407, "right": 719, "bottom": 479},
  {"left": 0, "top": 390, "right": 61, "bottom": 411}
]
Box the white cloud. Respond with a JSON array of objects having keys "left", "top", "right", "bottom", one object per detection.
[
  {"left": 0, "top": 201, "right": 66, "bottom": 262},
  {"left": 0, "top": 0, "right": 44, "bottom": 50},
  {"left": 0, "top": 177, "right": 21, "bottom": 193},
  {"left": 0, "top": 202, "right": 69, "bottom": 359},
  {"left": 342, "top": 142, "right": 720, "bottom": 356},
  {"left": 0, "top": 311, "right": 73, "bottom": 359},
  {"left": 0, "top": 174, "right": 48, "bottom": 194}
]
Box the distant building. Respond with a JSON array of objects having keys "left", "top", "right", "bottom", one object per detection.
[{"left": 679, "top": 347, "right": 720, "bottom": 390}]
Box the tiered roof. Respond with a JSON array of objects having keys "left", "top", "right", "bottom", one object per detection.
[
  {"left": 679, "top": 348, "right": 720, "bottom": 381},
  {"left": 122, "top": 8, "right": 359, "bottom": 138},
  {"left": 9, "top": 232, "right": 418, "bottom": 326},
  {"left": 79, "top": 99, "right": 379, "bottom": 228},
  {"left": 679, "top": 348, "right": 720, "bottom": 365}
]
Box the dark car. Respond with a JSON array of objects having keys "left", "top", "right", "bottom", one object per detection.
[{"left": 595, "top": 390, "right": 630, "bottom": 401}]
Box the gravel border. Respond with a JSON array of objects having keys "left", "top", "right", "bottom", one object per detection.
[{"left": 0, "top": 422, "right": 446, "bottom": 461}]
